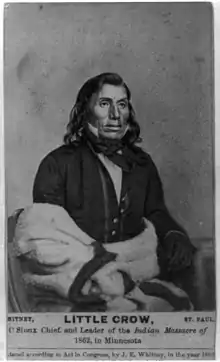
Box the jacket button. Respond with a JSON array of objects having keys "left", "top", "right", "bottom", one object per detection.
[
  {"left": 113, "top": 218, "right": 118, "bottom": 223},
  {"left": 112, "top": 230, "right": 116, "bottom": 236},
  {"left": 120, "top": 208, "right": 125, "bottom": 214}
]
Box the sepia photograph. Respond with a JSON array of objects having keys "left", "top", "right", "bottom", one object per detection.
[
  {"left": 5, "top": 2, "right": 216, "bottom": 359},
  {"left": 5, "top": 2, "right": 215, "bottom": 314}
]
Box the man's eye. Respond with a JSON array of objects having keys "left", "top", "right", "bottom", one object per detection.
[
  {"left": 100, "top": 101, "right": 109, "bottom": 108},
  {"left": 118, "top": 102, "right": 127, "bottom": 109}
]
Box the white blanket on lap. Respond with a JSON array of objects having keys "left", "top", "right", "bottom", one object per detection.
[{"left": 13, "top": 203, "right": 191, "bottom": 312}]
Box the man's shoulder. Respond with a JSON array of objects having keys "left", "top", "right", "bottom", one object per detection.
[
  {"left": 47, "top": 144, "right": 77, "bottom": 157},
  {"left": 133, "top": 145, "right": 154, "bottom": 165},
  {"left": 41, "top": 143, "right": 84, "bottom": 165}
]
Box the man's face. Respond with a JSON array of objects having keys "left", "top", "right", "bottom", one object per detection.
[{"left": 89, "top": 84, "right": 130, "bottom": 140}]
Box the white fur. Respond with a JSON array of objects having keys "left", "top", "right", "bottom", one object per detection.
[{"left": 13, "top": 203, "right": 190, "bottom": 311}]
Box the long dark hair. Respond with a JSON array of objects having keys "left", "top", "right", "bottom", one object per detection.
[{"left": 63, "top": 72, "right": 141, "bottom": 146}]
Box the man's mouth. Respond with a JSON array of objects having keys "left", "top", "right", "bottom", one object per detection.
[{"left": 104, "top": 125, "right": 122, "bottom": 131}]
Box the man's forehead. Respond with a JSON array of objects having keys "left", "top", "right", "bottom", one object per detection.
[{"left": 97, "top": 84, "right": 128, "bottom": 100}]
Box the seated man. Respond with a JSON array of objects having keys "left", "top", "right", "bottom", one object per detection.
[{"left": 13, "top": 72, "right": 195, "bottom": 312}]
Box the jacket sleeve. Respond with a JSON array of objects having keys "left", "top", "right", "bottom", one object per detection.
[
  {"left": 144, "top": 157, "right": 187, "bottom": 243},
  {"left": 33, "top": 154, "right": 65, "bottom": 207}
]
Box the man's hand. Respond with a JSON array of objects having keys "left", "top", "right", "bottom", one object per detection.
[{"left": 163, "top": 232, "right": 196, "bottom": 271}]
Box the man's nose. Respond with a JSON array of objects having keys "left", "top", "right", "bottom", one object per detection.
[{"left": 109, "top": 104, "right": 120, "bottom": 120}]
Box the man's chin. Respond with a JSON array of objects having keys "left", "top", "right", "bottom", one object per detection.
[{"left": 99, "top": 131, "right": 124, "bottom": 140}]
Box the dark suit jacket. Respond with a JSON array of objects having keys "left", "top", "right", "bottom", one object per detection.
[{"left": 33, "top": 143, "right": 185, "bottom": 244}]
